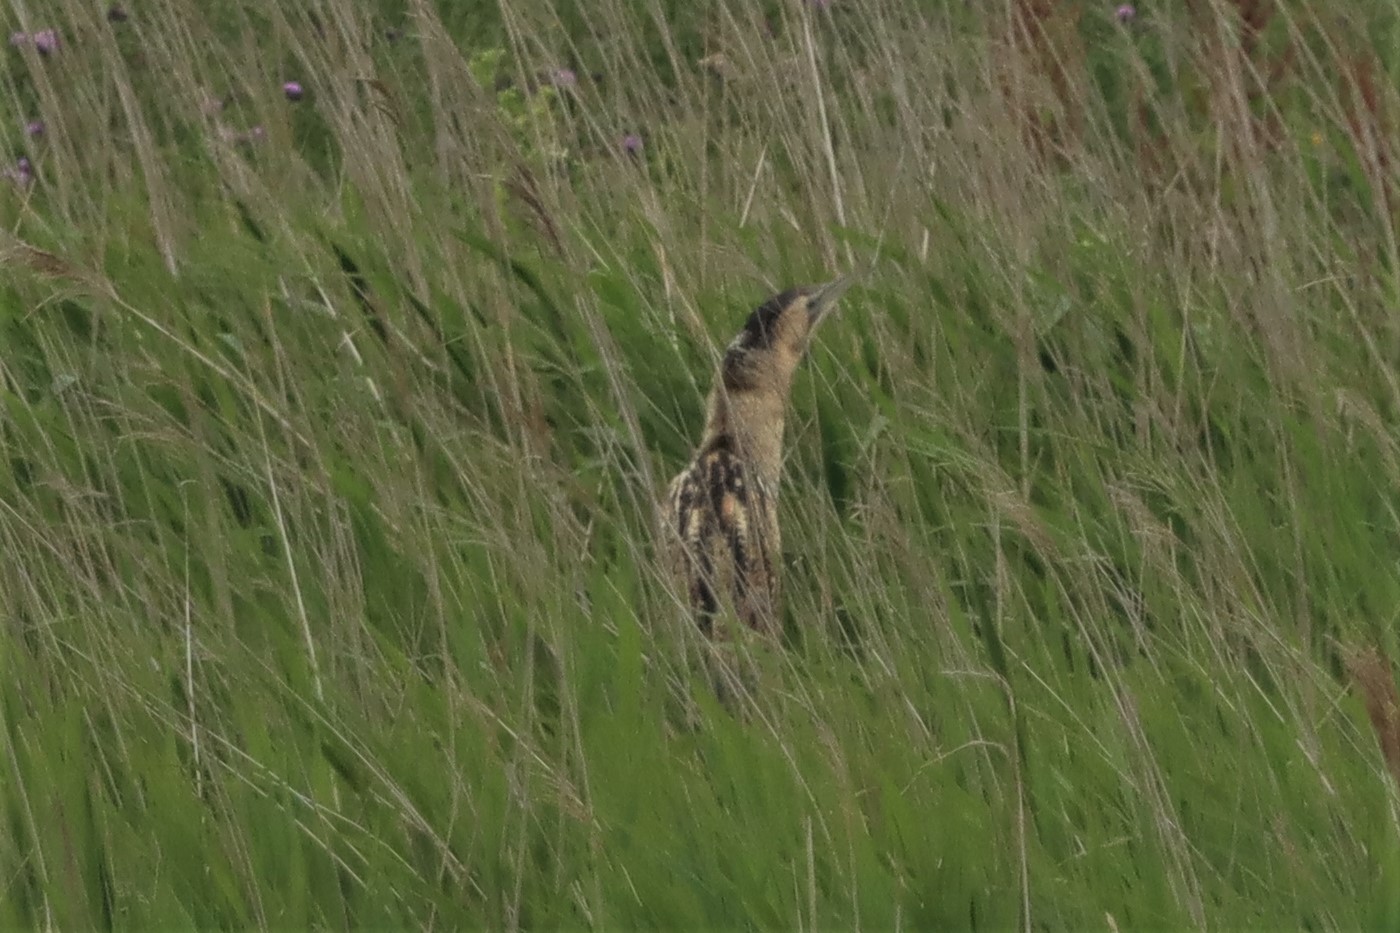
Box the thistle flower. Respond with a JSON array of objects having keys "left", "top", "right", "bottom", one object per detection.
[
  {"left": 283, "top": 81, "right": 304, "bottom": 101},
  {"left": 548, "top": 68, "right": 577, "bottom": 90},
  {"left": 25, "top": 120, "right": 44, "bottom": 137},
  {"left": 622, "top": 133, "right": 643, "bottom": 155},
  {"left": 32, "top": 29, "right": 59, "bottom": 54},
  {"left": 7, "top": 157, "right": 34, "bottom": 186},
  {"left": 1115, "top": 4, "right": 1136, "bottom": 22}
]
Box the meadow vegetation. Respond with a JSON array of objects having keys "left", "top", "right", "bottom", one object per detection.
[{"left": 5, "top": 0, "right": 1400, "bottom": 928}]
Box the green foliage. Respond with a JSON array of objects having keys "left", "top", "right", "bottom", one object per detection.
[
  {"left": 2, "top": 0, "right": 1399, "bottom": 929},
  {"left": 468, "top": 46, "right": 571, "bottom": 170}
]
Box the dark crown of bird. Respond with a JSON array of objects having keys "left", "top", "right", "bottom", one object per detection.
[{"left": 662, "top": 277, "right": 853, "bottom": 636}]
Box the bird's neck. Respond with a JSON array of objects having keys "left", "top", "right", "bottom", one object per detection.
[{"left": 701, "top": 388, "right": 788, "bottom": 491}]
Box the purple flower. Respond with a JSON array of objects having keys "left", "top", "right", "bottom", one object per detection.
[
  {"left": 621, "top": 133, "right": 643, "bottom": 155},
  {"left": 283, "top": 81, "right": 304, "bottom": 101},
  {"left": 548, "top": 68, "right": 577, "bottom": 90},
  {"left": 7, "top": 28, "right": 60, "bottom": 56},
  {"left": 25, "top": 120, "right": 44, "bottom": 137},
  {"left": 1115, "top": 3, "right": 1136, "bottom": 22},
  {"left": 107, "top": 6, "right": 129, "bottom": 23},
  {"left": 7, "top": 157, "right": 34, "bottom": 187}
]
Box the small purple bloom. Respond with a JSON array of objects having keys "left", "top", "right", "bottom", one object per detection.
[
  {"left": 9, "top": 31, "right": 28, "bottom": 47},
  {"left": 32, "top": 29, "right": 59, "bottom": 54},
  {"left": 8, "top": 157, "right": 34, "bottom": 187},
  {"left": 1115, "top": 4, "right": 1136, "bottom": 22},
  {"left": 549, "top": 68, "right": 577, "bottom": 90},
  {"left": 621, "top": 133, "right": 643, "bottom": 155},
  {"left": 25, "top": 120, "right": 44, "bottom": 137},
  {"left": 283, "top": 81, "right": 304, "bottom": 101},
  {"left": 107, "top": 6, "right": 129, "bottom": 23}
]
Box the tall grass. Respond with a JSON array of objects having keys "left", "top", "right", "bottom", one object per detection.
[{"left": 3, "top": 0, "right": 1400, "bottom": 928}]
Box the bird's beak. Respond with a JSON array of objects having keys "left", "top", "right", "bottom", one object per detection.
[{"left": 806, "top": 275, "right": 854, "bottom": 327}]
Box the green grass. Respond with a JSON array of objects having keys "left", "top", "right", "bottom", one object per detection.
[{"left": 4, "top": 0, "right": 1400, "bottom": 928}]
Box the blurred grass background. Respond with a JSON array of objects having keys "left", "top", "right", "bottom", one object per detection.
[{"left": 4, "top": 0, "right": 1400, "bottom": 928}]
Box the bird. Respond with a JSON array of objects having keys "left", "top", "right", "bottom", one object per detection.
[{"left": 661, "top": 276, "right": 854, "bottom": 638}]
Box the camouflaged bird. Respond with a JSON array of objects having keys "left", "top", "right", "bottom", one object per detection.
[{"left": 662, "top": 277, "right": 853, "bottom": 637}]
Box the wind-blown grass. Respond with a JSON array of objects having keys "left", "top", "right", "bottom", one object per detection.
[{"left": 3, "top": 0, "right": 1400, "bottom": 928}]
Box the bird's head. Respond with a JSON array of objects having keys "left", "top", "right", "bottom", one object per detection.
[{"left": 720, "top": 276, "right": 853, "bottom": 397}]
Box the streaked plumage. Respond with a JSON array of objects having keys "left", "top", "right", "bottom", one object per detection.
[{"left": 662, "top": 278, "right": 853, "bottom": 636}]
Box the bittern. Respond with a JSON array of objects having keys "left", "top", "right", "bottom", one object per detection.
[{"left": 662, "top": 277, "right": 854, "bottom": 637}]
